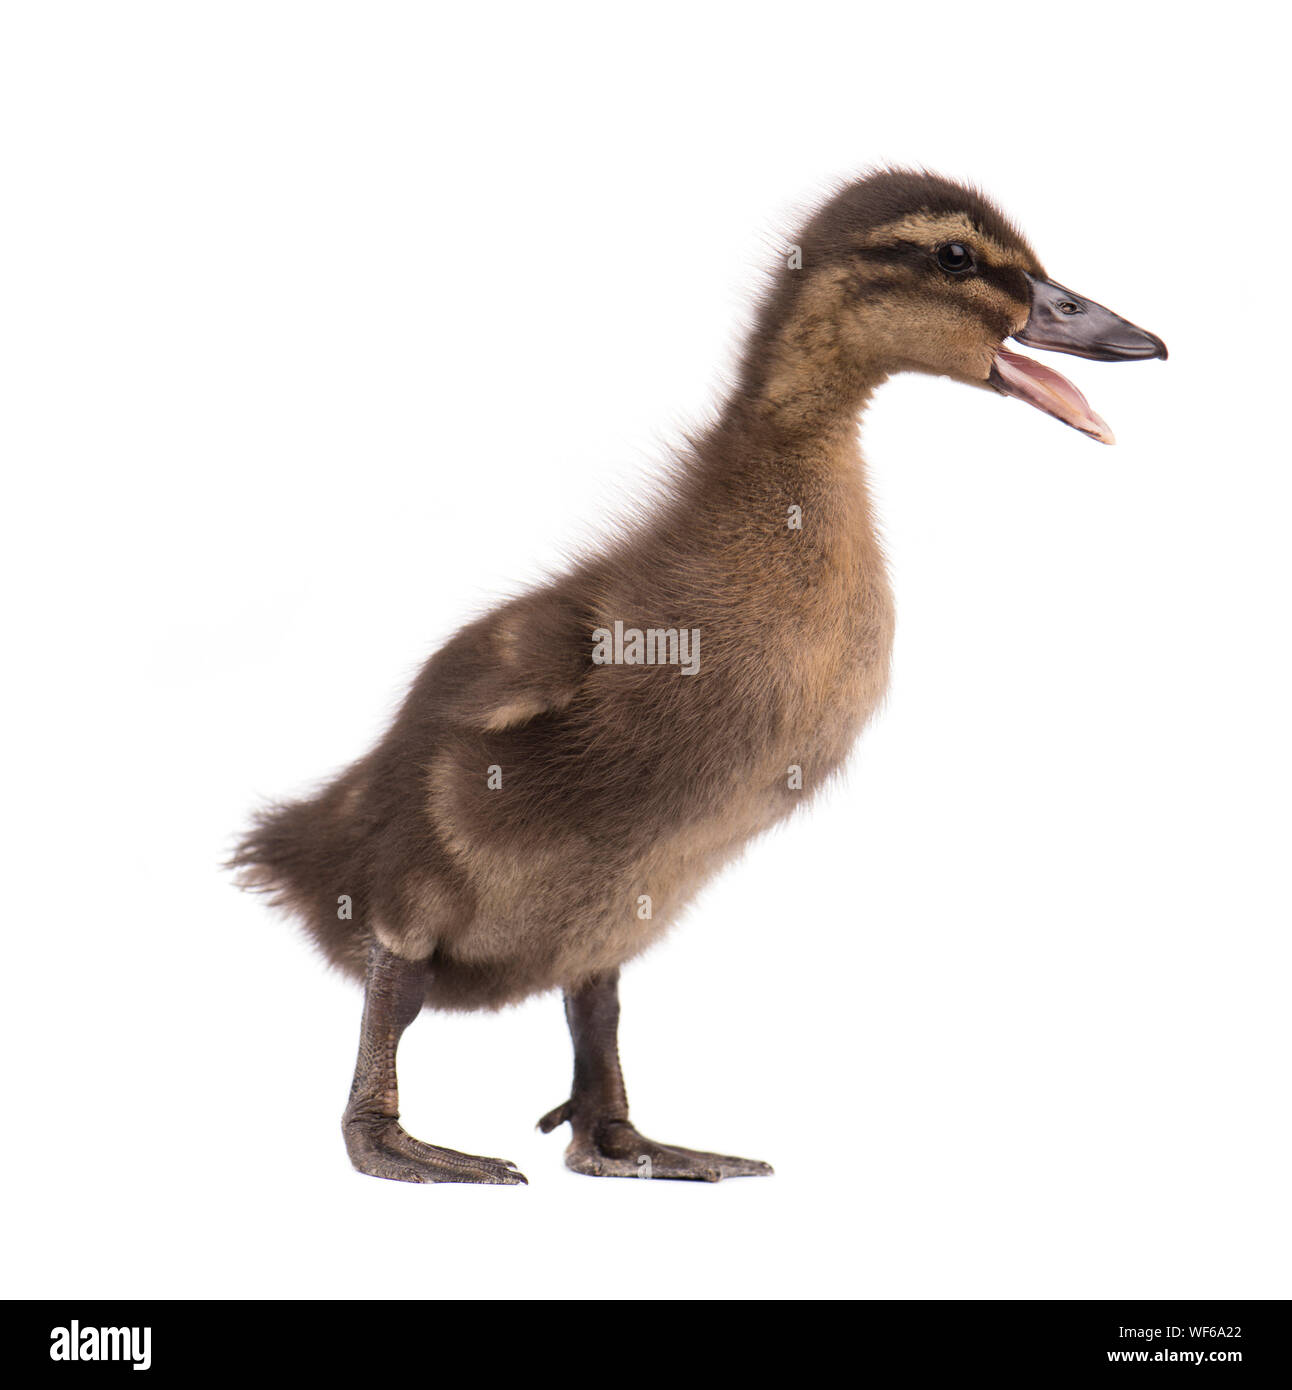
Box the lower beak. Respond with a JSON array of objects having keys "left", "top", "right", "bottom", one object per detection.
[{"left": 989, "top": 273, "right": 1167, "bottom": 445}]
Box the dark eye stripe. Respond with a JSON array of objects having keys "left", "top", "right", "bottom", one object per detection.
[
  {"left": 856, "top": 243, "right": 1029, "bottom": 303},
  {"left": 853, "top": 240, "right": 928, "bottom": 268},
  {"left": 975, "top": 263, "right": 1030, "bottom": 299}
]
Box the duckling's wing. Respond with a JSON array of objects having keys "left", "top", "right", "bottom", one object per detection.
[{"left": 431, "top": 590, "right": 591, "bottom": 732}]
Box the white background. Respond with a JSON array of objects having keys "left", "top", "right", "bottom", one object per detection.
[{"left": 2, "top": 1, "right": 1287, "bottom": 1301}]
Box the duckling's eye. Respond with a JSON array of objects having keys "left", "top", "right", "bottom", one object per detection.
[{"left": 935, "top": 242, "right": 975, "bottom": 275}]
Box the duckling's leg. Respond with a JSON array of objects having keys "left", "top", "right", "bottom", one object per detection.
[
  {"left": 537, "top": 968, "right": 772, "bottom": 1182},
  {"left": 343, "top": 942, "right": 526, "bottom": 1185}
]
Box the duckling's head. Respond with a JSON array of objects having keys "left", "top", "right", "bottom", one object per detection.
[{"left": 745, "top": 168, "right": 1166, "bottom": 443}]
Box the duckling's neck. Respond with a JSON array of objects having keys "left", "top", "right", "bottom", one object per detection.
[
  {"left": 682, "top": 374, "right": 886, "bottom": 582},
  {"left": 724, "top": 268, "right": 891, "bottom": 446},
  {"left": 700, "top": 346, "right": 888, "bottom": 499},
  {"left": 720, "top": 373, "right": 883, "bottom": 454},
  {"left": 677, "top": 279, "right": 892, "bottom": 549}
]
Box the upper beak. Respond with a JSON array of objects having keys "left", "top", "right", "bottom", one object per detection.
[
  {"left": 1015, "top": 274, "right": 1168, "bottom": 362},
  {"left": 988, "top": 274, "right": 1167, "bottom": 445}
]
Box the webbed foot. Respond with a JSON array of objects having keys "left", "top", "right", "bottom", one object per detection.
[
  {"left": 344, "top": 1114, "right": 527, "bottom": 1185},
  {"left": 539, "top": 1107, "right": 771, "bottom": 1182}
]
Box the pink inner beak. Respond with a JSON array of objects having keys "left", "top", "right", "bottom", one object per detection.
[{"left": 991, "top": 346, "right": 1115, "bottom": 446}]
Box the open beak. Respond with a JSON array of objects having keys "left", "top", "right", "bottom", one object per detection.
[{"left": 989, "top": 273, "right": 1167, "bottom": 445}]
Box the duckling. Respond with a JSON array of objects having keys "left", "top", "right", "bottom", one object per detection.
[{"left": 233, "top": 169, "right": 1165, "bottom": 1185}]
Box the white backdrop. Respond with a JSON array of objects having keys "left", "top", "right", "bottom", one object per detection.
[{"left": 3, "top": 1, "right": 1287, "bottom": 1300}]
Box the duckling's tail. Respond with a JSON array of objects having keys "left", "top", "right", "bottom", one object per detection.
[{"left": 229, "top": 778, "right": 370, "bottom": 980}]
